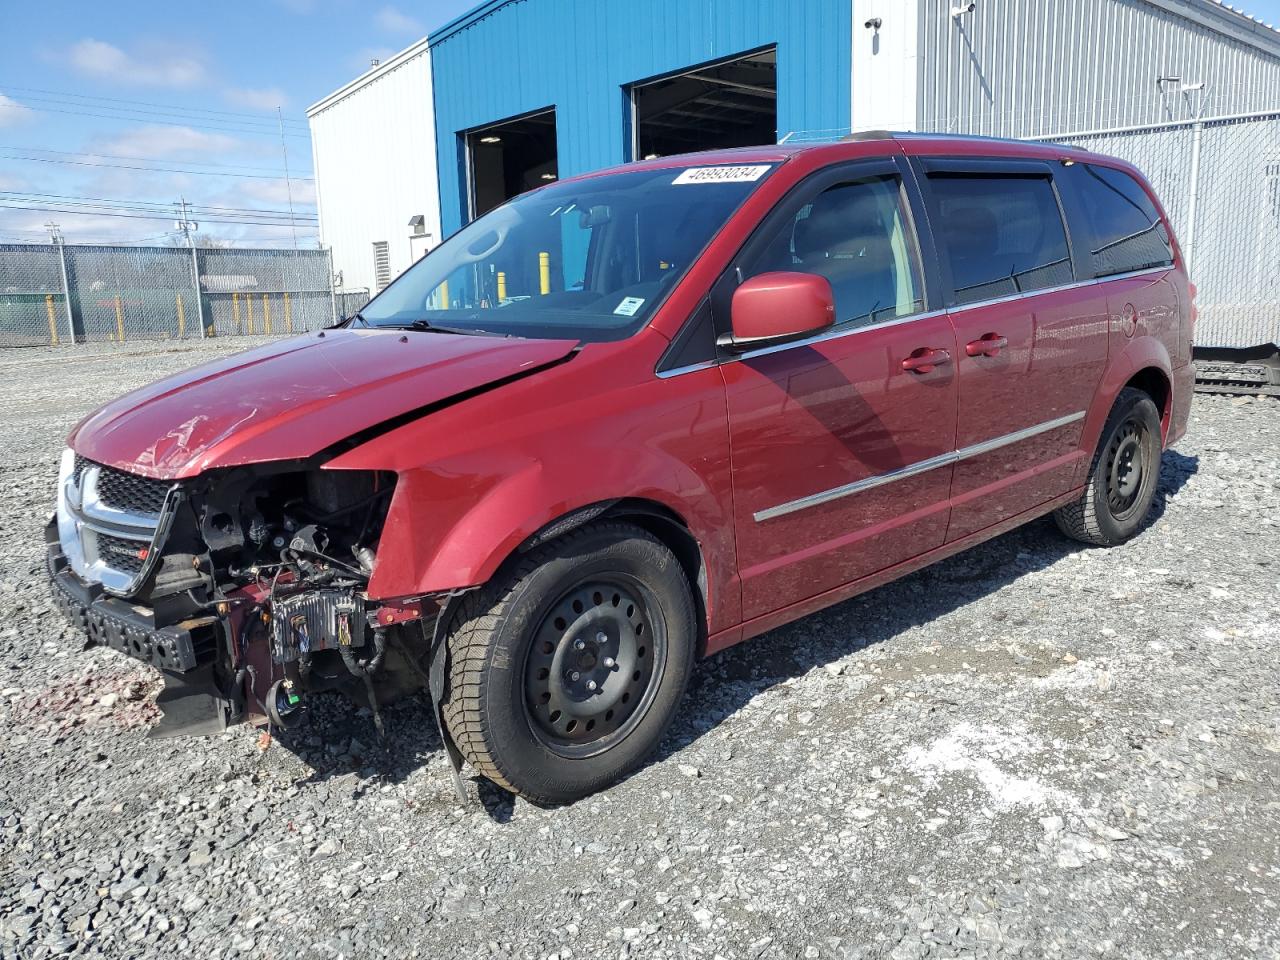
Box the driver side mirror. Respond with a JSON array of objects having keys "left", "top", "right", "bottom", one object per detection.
[{"left": 718, "top": 272, "right": 835, "bottom": 352}]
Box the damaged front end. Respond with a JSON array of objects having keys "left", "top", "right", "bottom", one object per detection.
[{"left": 47, "top": 450, "right": 438, "bottom": 738}]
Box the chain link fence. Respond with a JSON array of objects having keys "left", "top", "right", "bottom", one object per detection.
[
  {"left": 1028, "top": 112, "right": 1280, "bottom": 350},
  {"left": 0, "top": 244, "right": 339, "bottom": 347},
  {"left": 0, "top": 244, "right": 72, "bottom": 346},
  {"left": 336, "top": 289, "right": 372, "bottom": 320}
]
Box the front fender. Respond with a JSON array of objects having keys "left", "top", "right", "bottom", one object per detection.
[
  {"left": 378, "top": 445, "right": 720, "bottom": 598},
  {"left": 323, "top": 345, "right": 739, "bottom": 632}
]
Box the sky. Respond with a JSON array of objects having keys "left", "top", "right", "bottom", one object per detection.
[
  {"left": 0, "top": 0, "right": 476, "bottom": 247},
  {"left": 2, "top": 0, "right": 1279, "bottom": 248}
]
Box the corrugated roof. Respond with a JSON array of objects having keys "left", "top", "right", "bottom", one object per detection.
[{"left": 306, "top": 37, "right": 429, "bottom": 117}]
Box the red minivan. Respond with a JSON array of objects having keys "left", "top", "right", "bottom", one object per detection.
[{"left": 49, "top": 134, "right": 1194, "bottom": 802}]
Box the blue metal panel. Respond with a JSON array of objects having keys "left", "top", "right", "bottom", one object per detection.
[{"left": 429, "top": 0, "right": 851, "bottom": 232}]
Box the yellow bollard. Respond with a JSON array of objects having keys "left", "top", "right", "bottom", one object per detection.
[
  {"left": 245, "top": 293, "right": 255, "bottom": 335},
  {"left": 45, "top": 294, "right": 59, "bottom": 346},
  {"left": 175, "top": 294, "right": 186, "bottom": 338},
  {"left": 438, "top": 280, "right": 449, "bottom": 310},
  {"left": 283, "top": 292, "right": 293, "bottom": 333},
  {"left": 538, "top": 252, "right": 551, "bottom": 295},
  {"left": 232, "top": 292, "right": 241, "bottom": 334},
  {"left": 262, "top": 294, "right": 272, "bottom": 335},
  {"left": 496, "top": 271, "right": 507, "bottom": 302},
  {"left": 114, "top": 295, "right": 125, "bottom": 342}
]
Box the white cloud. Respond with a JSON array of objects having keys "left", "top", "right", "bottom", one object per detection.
[
  {"left": 0, "top": 94, "right": 33, "bottom": 128},
  {"left": 92, "top": 125, "right": 242, "bottom": 160},
  {"left": 65, "top": 38, "right": 208, "bottom": 88},
  {"left": 224, "top": 87, "right": 290, "bottom": 112},
  {"left": 376, "top": 6, "right": 425, "bottom": 34}
]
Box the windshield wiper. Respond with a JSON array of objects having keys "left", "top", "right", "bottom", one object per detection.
[{"left": 403, "top": 318, "right": 508, "bottom": 337}]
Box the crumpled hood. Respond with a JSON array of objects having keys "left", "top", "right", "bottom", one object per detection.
[{"left": 69, "top": 329, "right": 578, "bottom": 479}]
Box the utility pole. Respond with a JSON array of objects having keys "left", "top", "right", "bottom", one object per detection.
[
  {"left": 46, "top": 221, "right": 76, "bottom": 344},
  {"left": 278, "top": 106, "right": 299, "bottom": 250},
  {"left": 175, "top": 198, "right": 207, "bottom": 339}
]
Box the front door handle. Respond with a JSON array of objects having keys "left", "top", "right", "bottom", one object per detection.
[
  {"left": 901, "top": 347, "right": 952, "bottom": 374},
  {"left": 965, "top": 333, "right": 1009, "bottom": 357}
]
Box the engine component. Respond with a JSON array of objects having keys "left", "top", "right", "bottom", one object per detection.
[
  {"left": 269, "top": 589, "right": 366, "bottom": 663},
  {"left": 266, "top": 677, "right": 306, "bottom": 729}
]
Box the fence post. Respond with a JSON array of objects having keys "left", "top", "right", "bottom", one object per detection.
[
  {"left": 54, "top": 240, "right": 74, "bottom": 345},
  {"left": 1183, "top": 119, "right": 1204, "bottom": 282},
  {"left": 327, "top": 247, "right": 338, "bottom": 326},
  {"left": 190, "top": 245, "right": 207, "bottom": 339},
  {"left": 45, "top": 294, "right": 59, "bottom": 346}
]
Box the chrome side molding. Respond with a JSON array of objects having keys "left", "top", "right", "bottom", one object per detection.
[{"left": 754, "top": 411, "right": 1086, "bottom": 522}]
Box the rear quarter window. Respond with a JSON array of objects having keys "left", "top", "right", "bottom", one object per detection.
[{"left": 1075, "top": 164, "right": 1174, "bottom": 277}]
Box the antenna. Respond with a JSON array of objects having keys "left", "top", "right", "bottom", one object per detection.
[{"left": 278, "top": 106, "right": 299, "bottom": 250}]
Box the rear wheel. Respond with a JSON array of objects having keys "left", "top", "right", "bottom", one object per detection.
[
  {"left": 1054, "top": 387, "right": 1163, "bottom": 546},
  {"left": 442, "top": 521, "right": 696, "bottom": 803}
]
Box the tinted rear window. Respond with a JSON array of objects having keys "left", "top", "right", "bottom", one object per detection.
[
  {"left": 1076, "top": 163, "right": 1174, "bottom": 277},
  {"left": 928, "top": 174, "right": 1073, "bottom": 305}
]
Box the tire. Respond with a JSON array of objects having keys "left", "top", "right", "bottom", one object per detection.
[
  {"left": 1054, "top": 387, "right": 1163, "bottom": 546},
  {"left": 441, "top": 521, "right": 697, "bottom": 803}
]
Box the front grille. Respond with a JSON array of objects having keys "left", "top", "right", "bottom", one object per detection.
[
  {"left": 60, "top": 455, "right": 177, "bottom": 596},
  {"left": 75, "top": 455, "right": 172, "bottom": 515},
  {"left": 96, "top": 534, "right": 149, "bottom": 575}
]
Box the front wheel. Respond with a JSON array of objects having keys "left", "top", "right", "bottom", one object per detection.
[
  {"left": 441, "top": 521, "right": 696, "bottom": 803},
  {"left": 1054, "top": 387, "right": 1163, "bottom": 546}
]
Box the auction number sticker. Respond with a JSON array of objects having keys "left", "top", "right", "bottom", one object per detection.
[
  {"left": 672, "top": 165, "right": 772, "bottom": 185},
  {"left": 614, "top": 296, "right": 646, "bottom": 317}
]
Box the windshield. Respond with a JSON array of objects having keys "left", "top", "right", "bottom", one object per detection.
[{"left": 356, "top": 163, "right": 776, "bottom": 341}]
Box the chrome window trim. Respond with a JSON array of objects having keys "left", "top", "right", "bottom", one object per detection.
[
  {"left": 947, "top": 265, "right": 1168, "bottom": 316},
  {"left": 753, "top": 410, "right": 1086, "bottom": 523},
  {"left": 655, "top": 265, "right": 1170, "bottom": 380}
]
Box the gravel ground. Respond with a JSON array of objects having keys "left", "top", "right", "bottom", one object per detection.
[{"left": 1, "top": 339, "right": 1278, "bottom": 960}]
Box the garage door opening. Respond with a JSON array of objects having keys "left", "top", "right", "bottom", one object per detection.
[
  {"left": 630, "top": 48, "right": 777, "bottom": 160},
  {"left": 466, "top": 108, "right": 558, "bottom": 219}
]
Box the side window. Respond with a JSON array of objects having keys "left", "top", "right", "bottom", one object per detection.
[
  {"left": 928, "top": 174, "right": 1073, "bottom": 305},
  {"left": 1076, "top": 163, "right": 1174, "bottom": 277},
  {"left": 745, "top": 175, "right": 924, "bottom": 328}
]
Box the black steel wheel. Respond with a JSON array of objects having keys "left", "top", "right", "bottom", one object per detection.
[
  {"left": 442, "top": 521, "right": 696, "bottom": 803},
  {"left": 1054, "top": 387, "right": 1163, "bottom": 546},
  {"left": 1104, "top": 416, "right": 1152, "bottom": 522},
  {"left": 523, "top": 578, "right": 666, "bottom": 758}
]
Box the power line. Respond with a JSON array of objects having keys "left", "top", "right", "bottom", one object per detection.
[
  {"left": 0, "top": 83, "right": 310, "bottom": 125},
  {"left": 0, "top": 191, "right": 316, "bottom": 218},
  {"left": 0, "top": 102, "right": 310, "bottom": 139},
  {"left": 0, "top": 151, "right": 315, "bottom": 181},
  {"left": 4, "top": 92, "right": 310, "bottom": 134},
  {"left": 0, "top": 144, "right": 313, "bottom": 176},
  {"left": 0, "top": 201, "right": 318, "bottom": 227}
]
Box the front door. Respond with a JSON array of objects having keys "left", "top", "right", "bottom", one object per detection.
[
  {"left": 720, "top": 161, "right": 959, "bottom": 622},
  {"left": 916, "top": 161, "right": 1107, "bottom": 541}
]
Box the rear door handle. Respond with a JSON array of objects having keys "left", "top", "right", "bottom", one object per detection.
[
  {"left": 901, "top": 348, "right": 952, "bottom": 374},
  {"left": 965, "top": 333, "right": 1009, "bottom": 357}
]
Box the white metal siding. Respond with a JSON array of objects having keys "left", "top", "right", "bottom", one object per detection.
[
  {"left": 915, "top": 0, "right": 1280, "bottom": 137},
  {"left": 308, "top": 45, "right": 440, "bottom": 296}
]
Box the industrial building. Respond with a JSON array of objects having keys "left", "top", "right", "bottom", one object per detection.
[
  {"left": 307, "top": 39, "right": 439, "bottom": 298},
  {"left": 308, "top": 0, "right": 1280, "bottom": 358}
]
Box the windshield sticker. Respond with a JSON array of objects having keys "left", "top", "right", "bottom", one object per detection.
[
  {"left": 613, "top": 297, "right": 646, "bottom": 317},
  {"left": 672, "top": 165, "right": 772, "bottom": 185}
]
